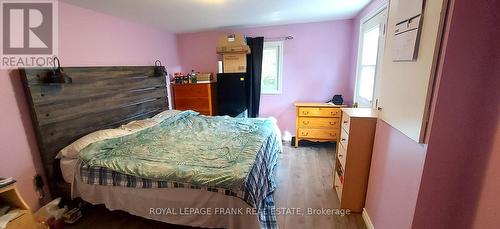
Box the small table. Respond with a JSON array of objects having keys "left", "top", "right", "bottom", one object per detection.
[
  {"left": 0, "top": 183, "right": 38, "bottom": 229},
  {"left": 294, "top": 102, "right": 345, "bottom": 147}
]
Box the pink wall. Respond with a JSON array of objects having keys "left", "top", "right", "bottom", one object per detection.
[
  {"left": 351, "top": 0, "right": 428, "bottom": 228},
  {"left": 0, "top": 71, "right": 46, "bottom": 208},
  {"left": 0, "top": 2, "right": 179, "bottom": 210},
  {"left": 471, "top": 119, "right": 500, "bottom": 228},
  {"left": 412, "top": 0, "right": 500, "bottom": 228},
  {"left": 348, "top": 1, "right": 429, "bottom": 228},
  {"left": 4, "top": 2, "right": 497, "bottom": 228},
  {"left": 365, "top": 120, "right": 426, "bottom": 228},
  {"left": 58, "top": 3, "right": 180, "bottom": 69},
  {"left": 363, "top": 0, "right": 500, "bottom": 228},
  {"left": 176, "top": 21, "right": 354, "bottom": 133}
]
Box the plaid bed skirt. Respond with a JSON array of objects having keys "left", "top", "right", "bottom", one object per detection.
[{"left": 80, "top": 132, "right": 281, "bottom": 229}]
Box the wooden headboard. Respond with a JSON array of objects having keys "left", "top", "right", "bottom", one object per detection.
[{"left": 20, "top": 66, "right": 168, "bottom": 197}]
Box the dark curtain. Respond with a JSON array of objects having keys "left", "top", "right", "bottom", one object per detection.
[{"left": 246, "top": 37, "right": 264, "bottom": 118}]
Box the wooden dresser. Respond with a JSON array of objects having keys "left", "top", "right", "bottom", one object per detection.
[
  {"left": 334, "top": 108, "right": 377, "bottom": 213},
  {"left": 171, "top": 82, "right": 217, "bottom": 116},
  {"left": 294, "top": 102, "right": 344, "bottom": 147}
]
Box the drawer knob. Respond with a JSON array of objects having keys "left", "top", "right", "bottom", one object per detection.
[
  {"left": 338, "top": 154, "right": 343, "bottom": 158},
  {"left": 329, "top": 121, "right": 336, "bottom": 125},
  {"left": 302, "top": 111, "right": 309, "bottom": 115},
  {"left": 302, "top": 121, "right": 310, "bottom": 125},
  {"left": 343, "top": 120, "right": 348, "bottom": 124},
  {"left": 331, "top": 111, "right": 336, "bottom": 115},
  {"left": 341, "top": 138, "right": 346, "bottom": 141},
  {"left": 302, "top": 132, "right": 309, "bottom": 136},
  {"left": 330, "top": 133, "right": 336, "bottom": 136}
]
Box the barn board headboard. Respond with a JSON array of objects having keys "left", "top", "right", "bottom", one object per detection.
[{"left": 20, "top": 66, "right": 168, "bottom": 197}]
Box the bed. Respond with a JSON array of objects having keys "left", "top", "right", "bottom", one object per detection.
[
  {"left": 62, "top": 110, "right": 281, "bottom": 228},
  {"left": 20, "top": 66, "right": 281, "bottom": 229}
]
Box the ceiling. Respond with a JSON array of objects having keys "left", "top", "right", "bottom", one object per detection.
[{"left": 63, "top": 0, "right": 371, "bottom": 33}]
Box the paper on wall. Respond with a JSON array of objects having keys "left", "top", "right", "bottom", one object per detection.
[
  {"left": 391, "top": 0, "right": 424, "bottom": 61},
  {"left": 396, "top": 0, "right": 423, "bottom": 22}
]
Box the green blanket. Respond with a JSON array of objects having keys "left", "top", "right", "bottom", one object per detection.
[{"left": 79, "top": 111, "right": 276, "bottom": 190}]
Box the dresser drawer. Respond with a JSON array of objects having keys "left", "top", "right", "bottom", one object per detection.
[
  {"left": 174, "top": 98, "right": 210, "bottom": 111},
  {"left": 298, "top": 107, "right": 341, "bottom": 117},
  {"left": 173, "top": 84, "right": 209, "bottom": 98},
  {"left": 298, "top": 117, "right": 339, "bottom": 128},
  {"left": 337, "top": 141, "right": 347, "bottom": 168},
  {"left": 172, "top": 83, "right": 216, "bottom": 116},
  {"left": 341, "top": 112, "right": 350, "bottom": 133},
  {"left": 298, "top": 128, "right": 338, "bottom": 140},
  {"left": 334, "top": 169, "right": 343, "bottom": 200},
  {"left": 339, "top": 128, "right": 349, "bottom": 149}
]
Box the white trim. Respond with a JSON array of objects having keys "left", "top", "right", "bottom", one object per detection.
[
  {"left": 166, "top": 75, "right": 173, "bottom": 109},
  {"left": 360, "top": 3, "right": 389, "bottom": 24},
  {"left": 261, "top": 40, "right": 283, "bottom": 95},
  {"left": 362, "top": 208, "right": 375, "bottom": 229},
  {"left": 353, "top": 3, "right": 388, "bottom": 108}
]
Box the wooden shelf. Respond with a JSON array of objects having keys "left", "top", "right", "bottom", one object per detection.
[
  {"left": 333, "top": 110, "right": 377, "bottom": 213},
  {"left": 0, "top": 183, "right": 38, "bottom": 229},
  {"left": 171, "top": 82, "right": 217, "bottom": 116}
]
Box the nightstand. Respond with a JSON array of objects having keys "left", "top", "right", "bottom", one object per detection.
[
  {"left": 0, "top": 183, "right": 38, "bottom": 229},
  {"left": 171, "top": 82, "right": 217, "bottom": 116}
]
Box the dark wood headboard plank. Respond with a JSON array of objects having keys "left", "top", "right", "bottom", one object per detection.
[
  {"left": 36, "top": 91, "right": 167, "bottom": 126},
  {"left": 25, "top": 66, "right": 155, "bottom": 85},
  {"left": 35, "top": 87, "right": 165, "bottom": 116},
  {"left": 29, "top": 77, "right": 165, "bottom": 104},
  {"left": 41, "top": 99, "right": 167, "bottom": 143},
  {"left": 33, "top": 87, "right": 163, "bottom": 106},
  {"left": 20, "top": 66, "right": 168, "bottom": 197}
]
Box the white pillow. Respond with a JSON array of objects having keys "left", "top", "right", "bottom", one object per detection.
[
  {"left": 119, "top": 119, "right": 158, "bottom": 132},
  {"left": 152, "top": 109, "right": 181, "bottom": 122},
  {"left": 118, "top": 110, "right": 181, "bottom": 132},
  {"left": 57, "top": 129, "right": 130, "bottom": 159},
  {"left": 56, "top": 110, "right": 180, "bottom": 159}
]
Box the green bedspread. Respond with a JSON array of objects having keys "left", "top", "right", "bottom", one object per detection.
[{"left": 79, "top": 111, "right": 277, "bottom": 190}]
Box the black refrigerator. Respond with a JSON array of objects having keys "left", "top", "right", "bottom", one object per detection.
[{"left": 217, "top": 73, "right": 248, "bottom": 117}]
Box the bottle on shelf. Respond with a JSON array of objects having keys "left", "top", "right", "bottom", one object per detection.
[{"left": 189, "top": 70, "right": 197, "bottom": 83}]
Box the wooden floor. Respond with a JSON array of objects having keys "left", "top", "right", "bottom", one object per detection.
[
  {"left": 65, "top": 142, "right": 366, "bottom": 229},
  {"left": 274, "top": 143, "right": 366, "bottom": 229}
]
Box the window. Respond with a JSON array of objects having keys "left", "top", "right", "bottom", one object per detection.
[
  {"left": 354, "top": 7, "right": 387, "bottom": 108},
  {"left": 261, "top": 41, "right": 283, "bottom": 94},
  {"left": 358, "top": 26, "right": 380, "bottom": 102}
]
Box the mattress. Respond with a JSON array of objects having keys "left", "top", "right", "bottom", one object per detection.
[
  {"left": 72, "top": 169, "right": 262, "bottom": 228},
  {"left": 79, "top": 111, "right": 277, "bottom": 190},
  {"left": 61, "top": 111, "right": 282, "bottom": 229}
]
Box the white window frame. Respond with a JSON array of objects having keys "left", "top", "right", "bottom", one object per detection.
[
  {"left": 353, "top": 4, "right": 388, "bottom": 108},
  {"left": 261, "top": 41, "right": 283, "bottom": 95}
]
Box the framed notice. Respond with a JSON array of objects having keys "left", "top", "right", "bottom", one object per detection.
[{"left": 391, "top": 0, "right": 424, "bottom": 61}]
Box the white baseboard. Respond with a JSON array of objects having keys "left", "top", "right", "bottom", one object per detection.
[{"left": 362, "top": 208, "right": 374, "bottom": 229}]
